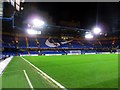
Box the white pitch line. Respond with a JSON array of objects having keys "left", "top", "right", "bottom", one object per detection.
[
  {"left": 23, "top": 70, "right": 34, "bottom": 90},
  {"left": 21, "top": 56, "right": 67, "bottom": 90}
]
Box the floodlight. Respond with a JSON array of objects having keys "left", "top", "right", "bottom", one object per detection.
[
  {"left": 32, "top": 18, "right": 45, "bottom": 27},
  {"left": 21, "top": 7, "right": 24, "bottom": 10},
  {"left": 37, "top": 31, "right": 41, "bottom": 34},
  {"left": 27, "top": 29, "right": 37, "bottom": 35},
  {"left": 85, "top": 32, "right": 93, "bottom": 39},
  {"left": 93, "top": 27, "right": 101, "bottom": 34},
  {"left": 27, "top": 28, "right": 41, "bottom": 35},
  {"left": 28, "top": 24, "right": 31, "bottom": 28}
]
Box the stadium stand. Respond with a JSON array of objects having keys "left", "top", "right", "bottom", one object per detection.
[
  {"left": 28, "top": 37, "right": 38, "bottom": 48},
  {"left": 2, "top": 35, "right": 15, "bottom": 48},
  {"left": 2, "top": 33, "right": 120, "bottom": 56},
  {"left": 18, "top": 37, "right": 27, "bottom": 48}
]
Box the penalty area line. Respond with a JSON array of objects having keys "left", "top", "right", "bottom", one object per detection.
[{"left": 23, "top": 70, "right": 34, "bottom": 90}]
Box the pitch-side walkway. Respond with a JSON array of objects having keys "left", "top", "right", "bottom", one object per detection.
[{"left": 0, "top": 56, "right": 13, "bottom": 75}]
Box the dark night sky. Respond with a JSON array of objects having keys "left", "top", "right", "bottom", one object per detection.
[
  {"left": 20, "top": 2, "right": 120, "bottom": 32},
  {"left": 3, "top": 2, "right": 120, "bottom": 34}
]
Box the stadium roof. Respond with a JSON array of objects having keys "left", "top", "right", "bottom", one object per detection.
[{"left": 2, "top": 2, "right": 120, "bottom": 37}]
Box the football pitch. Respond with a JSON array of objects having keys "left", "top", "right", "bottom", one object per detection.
[{"left": 2, "top": 54, "right": 118, "bottom": 89}]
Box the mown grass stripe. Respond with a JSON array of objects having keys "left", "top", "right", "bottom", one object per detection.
[{"left": 21, "top": 56, "right": 67, "bottom": 90}]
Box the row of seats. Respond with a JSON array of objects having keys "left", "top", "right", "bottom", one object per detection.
[
  {"left": 2, "top": 36, "right": 119, "bottom": 49},
  {"left": 2, "top": 35, "right": 119, "bottom": 56}
]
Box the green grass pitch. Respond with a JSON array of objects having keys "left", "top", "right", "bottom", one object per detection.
[
  {"left": 2, "top": 54, "right": 118, "bottom": 88},
  {"left": 2, "top": 57, "right": 56, "bottom": 88}
]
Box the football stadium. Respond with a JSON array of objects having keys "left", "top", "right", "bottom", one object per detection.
[{"left": 0, "top": 1, "right": 120, "bottom": 90}]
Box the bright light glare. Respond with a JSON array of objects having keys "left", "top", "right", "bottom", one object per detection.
[
  {"left": 32, "top": 18, "right": 45, "bottom": 27},
  {"left": 27, "top": 29, "right": 41, "bottom": 35},
  {"left": 85, "top": 33, "right": 94, "bottom": 39},
  {"left": 27, "top": 29, "right": 38, "bottom": 35},
  {"left": 93, "top": 27, "right": 101, "bottom": 34}
]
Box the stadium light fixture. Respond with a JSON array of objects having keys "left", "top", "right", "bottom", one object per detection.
[
  {"left": 85, "top": 32, "right": 94, "bottom": 39},
  {"left": 32, "top": 18, "right": 45, "bottom": 28},
  {"left": 27, "top": 29, "right": 38, "bottom": 35},
  {"left": 93, "top": 27, "right": 101, "bottom": 35},
  {"left": 27, "top": 28, "right": 41, "bottom": 35}
]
